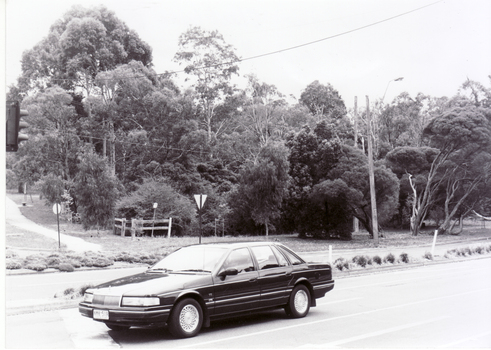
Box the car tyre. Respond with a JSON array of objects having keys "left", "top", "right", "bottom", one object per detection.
[
  {"left": 168, "top": 298, "right": 203, "bottom": 338},
  {"left": 286, "top": 284, "right": 311, "bottom": 318},
  {"left": 105, "top": 323, "right": 130, "bottom": 331}
]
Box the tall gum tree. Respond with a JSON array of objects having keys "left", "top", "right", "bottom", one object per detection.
[{"left": 174, "top": 26, "right": 239, "bottom": 144}]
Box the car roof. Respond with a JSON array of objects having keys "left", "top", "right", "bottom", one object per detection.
[{"left": 185, "top": 241, "right": 284, "bottom": 249}]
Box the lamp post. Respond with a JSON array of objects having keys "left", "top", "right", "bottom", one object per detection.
[
  {"left": 366, "top": 77, "right": 403, "bottom": 245},
  {"left": 382, "top": 77, "right": 404, "bottom": 103}
]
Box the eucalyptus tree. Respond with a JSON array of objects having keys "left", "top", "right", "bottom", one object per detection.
[
  {"left": 299, "top": 80, "right": 347, "bottom": 121},
  {"left": 387, "top": 104, "right": 491, "bottom": 235},
  {"left": 228, "top": 142, "right": 290, "bottom": 237},
  {"left": 174, "top": 26, "right": 240, "bottom": 144},
  {"left": 18, "top": 4, "right": 152, "bottom": 100},
  {"left": 19, "top": 86, "right": 81, "bottom": 185}
]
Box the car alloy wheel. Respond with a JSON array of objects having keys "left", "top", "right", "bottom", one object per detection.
[
  {"left": 286, "top": 284, "right": 311, "bottom": 318},
  {"left": 169, "top": 298, "right": 203, "bottom": 338}
]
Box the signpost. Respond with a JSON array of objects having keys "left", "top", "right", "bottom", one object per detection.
[
  {"left": 152, "top": 203, "right": 158, "bottom": 237},
  {"left": 194, "top": 194, "right": 207, "bottom": 244},
  {"left": 52, "top": 203, "right": 62, "bottom": 249}
]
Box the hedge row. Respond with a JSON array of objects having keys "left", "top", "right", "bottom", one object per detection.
[
  {"left": 334, "top": 243, "right": 491, "bottom": 271},
  {"left": 5, "top": 250, "right": 167, "bottom": 272}
]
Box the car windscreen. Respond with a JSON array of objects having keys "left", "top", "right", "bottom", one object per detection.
[{"left": 150, "top": 246, "right": 227, "bottom": 273}]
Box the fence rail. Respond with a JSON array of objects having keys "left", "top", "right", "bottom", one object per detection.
[{"left": 114, "top": 218, "right": 172, "bottom": 238}]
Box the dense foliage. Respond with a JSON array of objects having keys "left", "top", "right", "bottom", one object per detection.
[{"left": 7, "top": 5, "right": 491, "bottom": 239}]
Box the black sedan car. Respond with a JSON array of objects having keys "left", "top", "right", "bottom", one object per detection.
[{"left": 79, "top": 242, "right": 334, "bottom": 338}]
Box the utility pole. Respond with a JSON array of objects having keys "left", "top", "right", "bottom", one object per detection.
[
  {"left": 353, "top": 97, "right": 359, "bottom": 233},
  {"left": 366, "top": 96, "right": 379, "bottom": 245}
]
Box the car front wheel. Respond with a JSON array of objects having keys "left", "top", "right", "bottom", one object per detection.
[
  {"left": 168, "top": 298, "right": 203, "bottom": 338},
  {"left": 286, "top": 284, "right": 311, "bottom": 318}
]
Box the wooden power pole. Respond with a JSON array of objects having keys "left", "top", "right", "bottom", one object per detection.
[{"left": 366, "top": 96, "right": 379, "bottom": 245}]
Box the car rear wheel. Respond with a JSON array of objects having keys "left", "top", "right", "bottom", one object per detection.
[
  {"left": 105, "top": 323, "right": 130, "bottom": 331},
  {"left": 286, "top": 284, "right": 311, "bottom": 318},
  {"left": 168, "top": 298, "right": 203, "bottom": 338}
]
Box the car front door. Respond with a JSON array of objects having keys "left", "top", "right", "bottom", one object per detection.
[
  {"left": 212, "top": 247, "right": 260, "bottom": 316},
  {"left": 251, "top": 245, "right": 293, "bottom": 308}
]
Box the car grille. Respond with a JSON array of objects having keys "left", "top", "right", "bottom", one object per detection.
[{"left": 93, "top": 295, "right": 121, "bottom": 307}]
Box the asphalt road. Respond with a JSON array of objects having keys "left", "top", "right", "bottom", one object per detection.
[{"left": 6, "top": 258, "right": 491, "bottom": 348}]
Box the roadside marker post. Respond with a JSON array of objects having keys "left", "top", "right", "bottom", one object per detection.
[
  {"left": 329, "top": 245, "right": 333, "bottom": 267},
  {"left": 431, "top": 229, "right": 438, "bottom": 257},
  {"left": 194, "top": 194, "right": 207, "bottom": 244}
]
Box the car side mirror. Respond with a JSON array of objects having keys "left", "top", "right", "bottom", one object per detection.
[{"left": 218, "top": 268, "right": 239, "bottom": 280}]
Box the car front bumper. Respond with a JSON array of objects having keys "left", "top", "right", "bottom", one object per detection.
[{"left": 79, "top": 303, "right": 171, "bottom": 327}]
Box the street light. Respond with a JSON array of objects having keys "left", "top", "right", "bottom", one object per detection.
[{"left": 382, "top": 77, "right": 404, "bottom": 103}]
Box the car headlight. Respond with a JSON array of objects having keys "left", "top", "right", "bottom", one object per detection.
[
  {"left": 83, "top": 293, "right": 94, "bottom": 303},
  {"left": 121, "top": 297, "right": 160, "bottom": 307}
]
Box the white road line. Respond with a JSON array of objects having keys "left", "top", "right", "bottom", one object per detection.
[
  {"left": 439, "top": 330, "right": 491, "bottom": 348},
  {"left": 179, "top": 287, "right": 491, "bottom": 348},
  {"left": 317, "top": 297, "right": 363, "bottom": 306},
  {"left": 302, "top": 316, "right": 449, "bottom": 348}
]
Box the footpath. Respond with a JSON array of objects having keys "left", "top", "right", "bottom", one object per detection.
[{"left": 5, "top": 197, "right": 102, "bottom": 253}]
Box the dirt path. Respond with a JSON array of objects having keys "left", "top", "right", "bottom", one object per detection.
[{"left": 5, "top": 197, "right": 102, "bottom": 253}]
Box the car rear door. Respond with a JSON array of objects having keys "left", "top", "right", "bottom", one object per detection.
[
  {"left": 212, "top": 247, "right": 260, "bottom": 316},
  {"left": 250, "top": 245, "right": 293, "bottom": 308}
]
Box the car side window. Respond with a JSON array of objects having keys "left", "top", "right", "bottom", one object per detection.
[
  {"left": 278, "top": 246, "right": 304, "bottom": 265},
  {"left": 221, "top": 248, "right": 255, "bottom": 274},
  {"left": 271, "top": 245, "right": 289, "bottom": 267},
  {"left": 251, "top": 246, "right": 280, "bottom": 270}
]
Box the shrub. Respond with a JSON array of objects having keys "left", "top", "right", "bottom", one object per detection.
[
  {"left": 352, "top": 255, "right": 370, "bottom": 268},
  {"left": 474, "top": 246, "right": 484, "bottom": 254},
  {"left": 58, "top": 263, "right": 75, "bottom": 272},
  {"left": 25, "top": 262, "right": 48, "bottom": 271},
  {"left": 6, "top": 250, "right": 18, "bottom": 259},
  {"left": 372, "top": 255, "right": 382, "bottom": 265},
  {"left": 24, "top": 255, "right": 48, "bottom": 271},
  {"left": 64, "top": 287, "right": 75, "bottom": 296},
  {"left": 79, "top": 284, "right": 94, "bottom": 295},
  {"left": 399, "top": 253, "right": 410, "bottom": 264},
  {"left": 46, "top": 256, "right": 62, "bottom": 268},
  {"left": 334, "top": 258, "right": 350, "bottom": 271},
  {"left": 6, "top": 259, "right": 22, "bottom": 269},
  {"left": 383, "top": 253, "right": 395, "bottom": 264},
  {"left": 91, "top": 257, "right": 113, "bottom": 268},
  {"left": 423, "top": 251, "right": 433, "bottom": 260}
]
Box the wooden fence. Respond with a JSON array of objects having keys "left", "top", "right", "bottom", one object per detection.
[{"left": 114, "top": 218, "right": 172, "bottom": 238}]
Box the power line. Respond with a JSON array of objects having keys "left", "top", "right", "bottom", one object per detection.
[{"left": 44, "top": 0, "right": 442, "bottom": 85}]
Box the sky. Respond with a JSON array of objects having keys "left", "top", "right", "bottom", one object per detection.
[{"left": 4, "top": 0, "right": 491, "bottom": 110}]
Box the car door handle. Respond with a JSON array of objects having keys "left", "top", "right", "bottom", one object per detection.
[
  {"left": 285, "top": 271, "right": 292, "bottom": 276},
  {"left": 249, "top": 278, "right": 257, "bottom": 282}
]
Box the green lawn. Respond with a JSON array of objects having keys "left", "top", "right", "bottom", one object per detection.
[{"left": 6, "top": 190, "right": 491, "bottom": 255}]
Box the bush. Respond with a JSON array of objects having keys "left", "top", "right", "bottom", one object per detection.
[
  {"left": 25, "top": 262, "right": 48, "bottom": 271},
  {"left": 24, "top": 255, "right": 48, "bottom": 271},
  {"left": 79, "top": 284, "right": 94, "bottom": 295},
  {"left": 6, "top": 259, "right": 22, "bottom": 269},
  {"left": 58, "top": 263, "right": 75, "bottom": 272},
  {"left": 372, "top": 255, "right": 382, "bottom": 265},
  {"left": 352, "top": 255, "right": 371, "bottom": 268},
  {"left": 383, "top": 253, "right": 395, "bottom": 264},
  {"left": 6, "top": 250, "right": 18, "bottom": 259},
  {"left": 334, "top": 258, "right": 350, "bottom": 271},
  {"left": 399, "top": 253, "right": 410, "bottom": 264},
  {"left": 46, "top": 256, "right": 62, "bottom": 268},
  {"left": 423, "top": 251, "right": 433, "bottom": 260}
]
